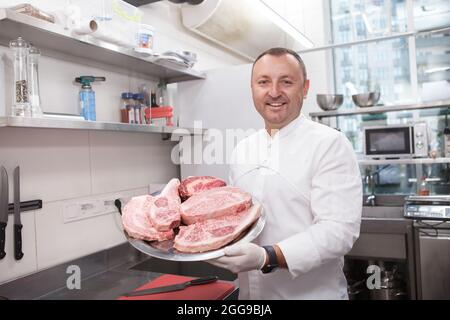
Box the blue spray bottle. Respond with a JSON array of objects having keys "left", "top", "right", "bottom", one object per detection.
[{"left": 75, "top": 76, "right": 105, "bottom": 121}]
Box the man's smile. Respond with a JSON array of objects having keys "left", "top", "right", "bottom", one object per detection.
[{"left": 265, "top": 102, "right": 287, "bottom": 109}]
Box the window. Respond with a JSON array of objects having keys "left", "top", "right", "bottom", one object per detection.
[
  {"left": 329, "top": 0, "right": 450, "bottom": 106},
  {"left": 326, "top": 0, "right": 450, "bottom": 154}
]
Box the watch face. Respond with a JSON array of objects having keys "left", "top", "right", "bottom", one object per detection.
[{"left": 262, "top": 265, "right": 277, "bottom": 274}]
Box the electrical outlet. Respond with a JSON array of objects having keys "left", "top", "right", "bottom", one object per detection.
[
  {"left": 63, "top": 200, "right": 102, "bottom": 223},
  {"left": 62, "top": 191, "right": 144, "bottom": 223}
]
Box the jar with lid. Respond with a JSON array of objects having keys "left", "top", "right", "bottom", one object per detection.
[
  {"left": 133, "top": 93, "right": 145, "bottom": 124},
  {"left": 121, "top": 92, "right": 134, "bottom": 124},
  {"left": 9, "top": 37, "right": 31, "bottom": 117}
]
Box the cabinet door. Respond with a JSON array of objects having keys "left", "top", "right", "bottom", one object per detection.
[{"left": 418, "top": 230, "right": 450, "bottom": 299}]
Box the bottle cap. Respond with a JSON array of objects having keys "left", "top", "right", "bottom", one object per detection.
[
  {"left": 29, "top": 46, "right": 41, "bottom": 55},
  {"left": 9, "top": 37, "right": 29, "bottom": 48},
  {"left": 133, "top": 93, "right": 145, "bottom": 100},
  {"left": 121, "top": 92, "right": 133, "bottom": 99}
]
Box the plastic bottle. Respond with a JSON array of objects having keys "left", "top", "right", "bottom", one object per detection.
[
  {"left": 133, "top": 93, "right": 144, "bottom": 124},
  {"left": 79, "top": 83, "right": 95, "bottom": 121},
  {"left": 10, "top": 37, "right": 31, "bottom": 117},
  {"left": 75, "top": 76, "right": 105, "bottom": 121}
]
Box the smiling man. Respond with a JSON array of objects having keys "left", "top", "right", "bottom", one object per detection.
[
  {"left": 252, "top": 48, "right": 309, "bottom": 132},
  {"left": 207, "top": 48, "right": 363, "bottom": 300}
]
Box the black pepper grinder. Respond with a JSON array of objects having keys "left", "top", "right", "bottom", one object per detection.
[{"left": 151, "top": 90, "right": 158, "bottom": 108}]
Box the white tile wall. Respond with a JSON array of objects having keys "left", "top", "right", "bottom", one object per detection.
[
  {"left": 0, "top": 211, "right": 38, "bottom": 284},
  {"left": 36, "top": 189, "right": 128, "bottom": 269},
  {"left": 89, "top": 131, "right": 179, "bottom": 194},
  {"left": 35, "top": 187, "right": 147, "bottom": 270},
  {"left": 0, "top": 127, "right": 92, "bottom": 203}
]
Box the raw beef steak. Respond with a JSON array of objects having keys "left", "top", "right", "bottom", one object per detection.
[
  {"left": 180, "top": 186, "right": 252, "bottom": 225},
  {"left": 174, "top": 203, "right": 262, "bottom": 253},
  {"left": 122, "top": 195, "right": 174, "bottom": 241},
  {"left": 148, "top": 178, "right": 181, "bottom": 232},
  {"left": 179, "top": 176, "right": 226, "bottom": 201}
]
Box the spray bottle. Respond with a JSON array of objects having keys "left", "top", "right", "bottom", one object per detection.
[{"left": 75, "top": 76, "right": 105, "bottom": 121}]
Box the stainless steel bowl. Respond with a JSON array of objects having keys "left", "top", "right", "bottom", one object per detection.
[
  {"left": 316, "top": 94, "right": 344, "bottom": 111},
  {"left": 352, "top": 92, "right": 381, "bottom": 108}
]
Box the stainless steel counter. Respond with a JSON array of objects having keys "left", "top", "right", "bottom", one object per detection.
[{"left": 0, "top": 243, "right": 238, "bottom": 300}]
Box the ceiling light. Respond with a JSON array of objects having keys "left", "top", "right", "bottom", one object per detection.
[{"left": 254, "top": 0, "right": 314, "bottom": 49}]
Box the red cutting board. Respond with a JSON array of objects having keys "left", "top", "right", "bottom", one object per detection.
[{"left": 117, "top": 274, "right": 235, "bottom": 300}]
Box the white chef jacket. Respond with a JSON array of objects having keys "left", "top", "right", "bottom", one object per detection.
[{"left": 229, "top": 113, "right": 362, "bottom": 300}]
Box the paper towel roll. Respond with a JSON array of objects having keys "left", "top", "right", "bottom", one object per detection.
[{"left": 72, "top": 19, "right": 98, "bottom": 35}]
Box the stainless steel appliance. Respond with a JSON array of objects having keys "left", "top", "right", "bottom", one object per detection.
[
  {"left": 404, "top": 195, "right": 450, "bottom": 299},
  {"left": 404, "top": 196, "right": 450, "bottom": 220},
  {"left": 363, "top": 123, "right": 429, "bottom": 159}
]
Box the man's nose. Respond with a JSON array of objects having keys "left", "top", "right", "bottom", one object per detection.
[{"left": 268, "top": 83, "right": 281, "bottom": 98}]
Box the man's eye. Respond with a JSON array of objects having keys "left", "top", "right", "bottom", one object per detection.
[
  {"left": 258, "top": 80, "right": 268, "bottom": 85},
  {"left": 282, "top": 80, "right": 293, "bottom": 85}
]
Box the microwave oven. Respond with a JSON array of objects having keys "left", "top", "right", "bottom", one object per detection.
[{"left": 363, "top": 123, "right": 429, "bottom": 159}]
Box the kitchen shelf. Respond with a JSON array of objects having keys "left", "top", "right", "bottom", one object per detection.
[
  {"left": 0, "top": 9, "right": 206, "bottom": 83},
  {"left": 310, "top": 100, "right": 450, "bottom": 119},
  {"left": 0, "top": 116, "right": 204, "bottom": 137},
  {"left": 358, "top": 157, "right": 450, "bottom": 166}
]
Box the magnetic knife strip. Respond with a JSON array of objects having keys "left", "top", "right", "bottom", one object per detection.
[{"left": 7, "top": 200, "right": 42, "bottom": 215}]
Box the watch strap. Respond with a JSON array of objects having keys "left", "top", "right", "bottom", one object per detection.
[{"left": 261, "top": 245, "right": 278, "bottom": 273}]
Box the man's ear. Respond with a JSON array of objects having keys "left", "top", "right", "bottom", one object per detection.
[{"left": 303, "top": 79, "right": 310, "bottom": 98}]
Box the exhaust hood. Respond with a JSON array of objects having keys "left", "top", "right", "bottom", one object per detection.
[{"left": 181, "top": 0, "right": 314, "bottom": 61}]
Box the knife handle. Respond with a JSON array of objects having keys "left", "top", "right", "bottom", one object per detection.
[
  {"left": 14, "top": 224, "right": 23, "bottom": 260},
  {"left": 188, "top": 276, "right": 219, "bottom": 286},
  {"left": 0, "top": 222, "right": 6, "bottom": 260}
]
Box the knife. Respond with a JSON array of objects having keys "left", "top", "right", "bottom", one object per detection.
[
  {"left": 123, "top": 275, "right": 219, "bottom": 297},
  {"left": 13, "top": 166, "right": 23, "bottom": 260},
  {"left": 0, "top": 166, "right": 8, "bottom": 260}
]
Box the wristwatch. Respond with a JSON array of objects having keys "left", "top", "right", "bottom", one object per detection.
[{"left": 261, "top": 245, "right": 279, "bottom": 274}]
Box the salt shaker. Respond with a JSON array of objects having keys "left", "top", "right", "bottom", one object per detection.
[
  {"left": 9, "top": 37, "right": 31, "bottom": 117},
  {"left": 28, "top": 45, "right": 43, "bottom": 118}
]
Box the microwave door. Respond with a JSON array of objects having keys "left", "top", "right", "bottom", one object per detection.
[{"left": 365, "top": 127, "right": 412, "bottom": 158}]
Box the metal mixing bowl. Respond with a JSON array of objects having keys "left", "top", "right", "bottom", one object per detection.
[
  {"left": 316, "top": 94, "right": 344, "bottom": 111},
  {"left": 352, "top": 92, "right": 381, "bottom": 107}
]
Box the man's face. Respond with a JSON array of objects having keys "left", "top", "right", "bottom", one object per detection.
[{"left": 251, "top": 54, "right": 310, "bottom": 132}]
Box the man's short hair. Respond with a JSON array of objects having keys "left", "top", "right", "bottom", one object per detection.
[{"left": 252, "top": 47, "right": 307, "bottom": 81}]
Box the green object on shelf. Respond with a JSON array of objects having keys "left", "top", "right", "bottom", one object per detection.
[{"left": 362, "top": 113, "right": 387, "bottom": 121}]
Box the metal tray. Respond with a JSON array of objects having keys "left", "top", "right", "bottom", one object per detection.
[{"left": 125, "top": 199, "right": 265, "bottom": 262}]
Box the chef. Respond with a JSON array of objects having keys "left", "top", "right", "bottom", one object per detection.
[{"left": 207, "top": 47, "right": 362, "bottom": 300}]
